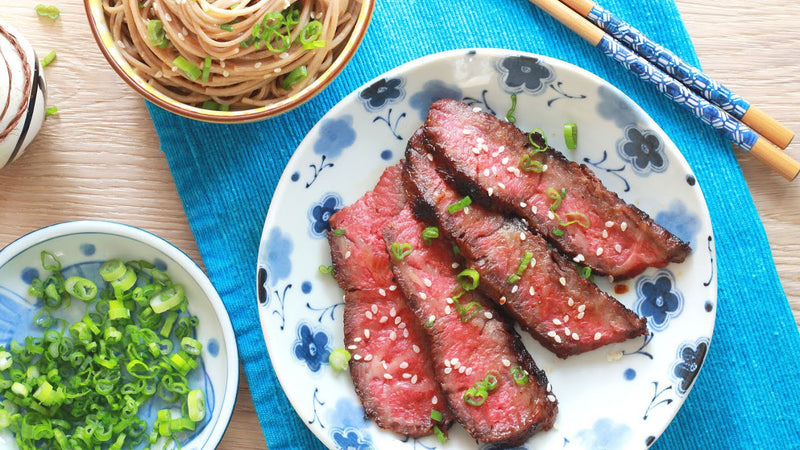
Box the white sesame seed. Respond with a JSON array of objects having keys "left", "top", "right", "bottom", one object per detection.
[
  {"left": 403, "top": 329, "right": 409, "bottom": 338},
  {"left": 390, "top": 307, "right": 396, "bottom": 317},
  {"left": 554, "top": 335, "right": 562, "bottom": 343},
  {"left": 553, "top": 318, "right": 562, "bottom": 325},
  {"left": 364, "top": 354, "right": 373, "bottom": 361},
  {"left": 279, "top": 52, "right": 289, "bottom": 59},
  {"left": 444, "top": 305, "right": 452, "bottom": 314},
  {"left": 605, "top": 221, "right": 614, "bottom": 228},
  {"left": 498, "top": 182, "right": 506, "bottom": 189},
  {"left": 381, "top": 360, "right": 388, "bottom": 370},
  {"left": 399, "top": 361, "right": 409, "bottom": 369},
  {"left": 577, "top": 311, "right": 585, "bottom": 319},
  {"left": 347, "top": 345, "right": 357, "bottom": 350},
  {"left": 364, "top": 329, "right": 370, "bottom": 339},
  {"left": 602, "top": 229, "right": 609, "bottom": 239},
  {"left": 484, "top": 311, "right": 493, "bottom": 319},
  {"left": 547, "top": 394, "right": 556, "bottom": 402},
  {"left": 254, "top": 62, "right": 262, "bottom": 68},
  {"left": 344, "top": 251, "right": 351, "bottom": 259},
  {"left": 426, "top": 153, "right": 434, "bottom": 161},
  {"left": 564, "top": 327, "right": 571, "bottom": 336},
  {"left": 384, "top": 373, "right": 393, "bottom": 380},
  {"left": 529, "top": 286, "right": 535, "bottom": 296},
  {"left": 568, "top": 297, "right": 574, "bottom": 306},
  {"left": 572, "top": 333, "right": 580, "bottom": 340},
  {"left": 472, "top": 147, "right": 481, "bottom": 155},
  {"left": 451, "top": 358, "right": 459, "bottom": 365},
  {"left": 578, "top": 304, "right": 586, "bottom": 312},
  {"left": 483, "top": 169, "right": 491, "bottom": 177},
  {"left": 615, "top": 244, "right": 623, "bottom": 253},
  {"left": 389, "top": 285, "right": 397, "bottom": 291},
  {"left": 428, "top": 315, "right": 435, "bottom": 323},
  {"left": 465, "top": 367, "right": 473, "bottom": 375},
  {"left": 596, "top": 247, "right": 604, "bottom": 256},
  {"left": 353, "top": 337, "right": 362, "bottom": 343},
  {"left": 451, "top": 262, "right": 460, "bottom": 269},
  {"left": 621, "top": 222, "right": 628, "bottom": 231},
  {"left": 542, "top": 164, "right": 549, "bottom": 172},
  {"left": 547, "top": 330, "right": 557, "bottom": 337},
  {"left": 273, "top": 68, "right": 282, "bottom": 73},
  {"left": 395, "top": 317, "right": 402, "bottom": 325},
  {"left": 411, "top": 375, "right": 418, "bottom": 384},
  {"left": 446, "top": 297, "right": 454, "bottom": 305},
  {"left": 472, "top": 107, "right": 482, "bottom": 113},
  {"left": 432, "top": 396, "right": 438, "bottom": 405},
  {"left": 365, "top": 311, "right": 373, "bottom": 319},
  {"left": 573, "top": 253, "right": 585, "bottom": 263},
  {"left": 413, "top": 345, "right": 420, "bottom": 353},
  {"left": 502, "top": 358, "right": 511, "bottom": 367},
  {"left": 399, "top": 322, "right": 406, "bottom": 329},
  {"left": 563, "top": 315, "right": 570, "bottom": 323},
  {"left": 380, "top": 316, "right": 389, "bottom": 324},
  {"left": 378, "top": 288, "right": 386, "bottom": 296},
  {"left": 444, "top": 359, "right": 451, "bottom": 368},
  {"left": 501, "top": 157, "right": 510, "bottom": 165},
  {"left": 532, "top": 205, "right": 538, "bottom": 214},
  {"left": 511, "top": 285, "right": 519, "bottom": 293},
  {"left": 371, "top": 305, "right": 378, "bottom": 314},
  {"left": 487, "top": 187, "right": 494, "bottom": 197},
  {"left": 594, "top": 332, "right": 602, "bottom": 340},
  {"left": 353, "top": 354, "right": 362, "bottom": 360},
  {"left": 462, "top": 129, "right": 472, "bottom": 135},
  {"left": 548, "top": 210, "right": 556, "bottom": 220},
  {"left": 458, "top": 366, "right": 466, "bottom": 373},
  {"left": 520, "top": 232, "right": 527, "bottom": 241},
  {"left": 423, "top": 278, "right": 432, "bottom": 287},
  {"left": 419, "top": 292, "right": 427, "bottom": 300},
  {"left": 222, "top": 70, "right": 230, "bottom": 77},
  {"left": 463, "top": 207, "right": 470, "bottom": 214},
  {"left": 389, "top": 331, "right": 396, "bottom": 340},
  {"left": 559, "top": 277, "right": 566, "bottom": 286},
  {"left": 402, "top": 373, "right": 411, "bottom": 379}
]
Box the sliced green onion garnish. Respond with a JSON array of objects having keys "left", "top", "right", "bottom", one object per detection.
[
  {"left": 390, "top": 242, "right": 413, "bottom": 261},
  {"left": 147, "top": 19, "right": 170, "bottom": 49},
  {"left": 187, "top": 389, "right": 206, "bottom": 422},
  {"left": 299, "top": 20, "right": 325, "bottom": 49},
  {"left": 100, "top": 258, "right": 126, "bottom": 281},
  {"left": 552, "top": 228, "right": 564, "bottom": 237},
  {"left": 201, "top": 100, "right": 230, "bottom": 111},
  {"left": 447, "top": 196, "right": 472, "bottom": 214},
  {"left": 433, "top": 424, "right": 447, "bottom": 443},
  {"left": 173, "top": 56, "right": 202, "bottom": 81},
  {"left": 219, "top": 23, "right": 234, "bottom": 32},
  {"left": 577, "top": 265, "right": 592, "bottom": 279},
  {"left": 547, "top": 187, "right": 564, "bottom": 211},
  {"left": 558, "top": 211, "right": 591, "bottom": 228},
  {"left": 45, "top": 106, "right": 58, "bottom": 117},
  {"left": 328, "top": 348, "right": 351, "bottom": 371},
  {"left": 35, "top": 4, "right": 60, "bottom": 20},
  {"left": 506, "top": 93, "right": 517, "bottom": 123},
  {"left": 41, "top": 50, "right": 56, "bottom": 67},
  {"left": 456, "top": 268, "right": 479, "bottom": 291},
  {"left": 421, "top": 226, "right": 439, "bottom": 242},
  {"left": 519, "top": 153, "right": 544, "bottom": 173},
  {"left": 463, "top": 387, "right": 487, "bottom": 406},
  {"left": 150, "top": 284, "right": 185, "bottom": 314},
  {"left": 318, "top": 265, "right": 334, "bottom": 276},
  {"left": 564, "top": 122, "right": 578, "bottom": 149},
  {"left": 511, "top": 365, "right": 529, "bottom": 385},
  {"left": 507, "top": 251, "right": 534, "bottom": 284},
  {"left": 333, "top": 228, "right": 346, "bottom": 236},
  {"left": 201, "top": 57, "right": 212, "bottom": 83},
  {"left": 430, "top": 408, "right": 443, "bottom": 422},
  {"left": 41, "top": 251, "right": 61, "bottom": 271},
  {"left": 528, "top": 128, "right": 548, "bottom": 150},
  {"left": 281, "top": 65, "right": 308, "bottom": 90}
]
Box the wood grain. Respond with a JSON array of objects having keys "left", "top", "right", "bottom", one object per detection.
[{"left": 0, "top": 1, "right": 797, "bottom": 448}]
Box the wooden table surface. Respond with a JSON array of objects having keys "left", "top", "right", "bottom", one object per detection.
[{"left": 0, "top": 1, "right": 797, "bottom": 448}]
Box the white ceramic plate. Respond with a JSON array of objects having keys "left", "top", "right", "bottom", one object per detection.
[
  {"left": 256, "top": 49, "right": 716, "bottom": 450},
  {"left": 0, "top": 221, "right": 239, "bottom": 450}
]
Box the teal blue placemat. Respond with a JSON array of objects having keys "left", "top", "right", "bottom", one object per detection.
[{"left": 146, "top": 0, "right": 800, "bottom": 448}]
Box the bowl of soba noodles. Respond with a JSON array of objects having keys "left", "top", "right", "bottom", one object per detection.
[{"left": 84, "top": 0, "right": 374, "bottom": 123}]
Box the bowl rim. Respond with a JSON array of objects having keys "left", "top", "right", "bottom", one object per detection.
[
  {"left": 0, "top": 220, "right": 240, "bottom": 447},
  {"left": 82, "top": 0, "right": 375, "bottom": 123}
]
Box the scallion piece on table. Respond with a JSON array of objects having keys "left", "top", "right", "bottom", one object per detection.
[
  {"left": 564, "top": 122, "right": 578, "bottom": 149},
  {"left": 34, "top": 4, "right": 59, "bottom": 20},
  {"left": 328, "top": 348, "right": 351, "bottom": 371},
  {"left": 41, "top": 50, "right": 56, "bottom": 67}
]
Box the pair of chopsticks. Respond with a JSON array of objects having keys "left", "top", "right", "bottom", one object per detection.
[{"left": 528, "top": 0, "right": 800, "bottom": 181}]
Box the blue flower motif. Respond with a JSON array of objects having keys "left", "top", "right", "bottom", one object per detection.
[
  {"left": 293, "top": 323, "right": 331, "bottom": 372},
  {"left": 497, "top": 55, "right": 555, "bottom": 95},
  {"left": 308, "top": 193, "right": 342, "bottom": 238},
  {"left": 332, "top": 427, "right": 372, "bottom": 450},
  {"left": 655, "top": 200, "right": 701, "bottom": 248},
  {"left": 359, "top": 77, "right": 405, "bottom": 112},
  {"left": 314, "top": 116, "right": 356, "bottom": 159},
  {"left": 408, "top": 80, "right": 462, "bottom": 120},
  {"left": 616, "top": 126, "right": 668, "bottom": 175},
  {"left": 570, "top": 418, "right": 632, "bottom": 449},
  {"left": 634, "top": 270, "right": 684, "bottom": 331},
  {"left": 672, "top": 338, "right": 709, "bottom": 396},
  {"left": 264, "top": 228, "right": 293, "bottom": 286},
  {"left": 596, "top": 85, "right": 639, "bottom": 128}
]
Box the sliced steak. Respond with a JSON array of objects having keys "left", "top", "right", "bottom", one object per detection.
[
  {"left": 328, "top": 165, "right": 454, "bottom": 437},
  {"left": 403, "top": 132, "right": 648, "bottom": 358},
  {"left": 385, "top": 204, "right": 557, "bottom": 444},
  {"left": 423, "top": 98, "right": 690, "bottom": 280}
]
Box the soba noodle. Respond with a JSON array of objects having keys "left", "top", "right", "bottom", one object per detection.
[{"left": 103, "top": 0, "right": 361, "bottom": 109}]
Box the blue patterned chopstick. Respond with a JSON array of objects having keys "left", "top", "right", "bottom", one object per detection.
[
  {"left": 527, "top": 0, "right": 800, "bottom": 180},
  {"left": 562, "top": 0, "right": 794, "bottom": 149}
]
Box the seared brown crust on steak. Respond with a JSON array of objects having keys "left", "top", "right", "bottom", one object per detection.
[
  {"left": 403, "top": 133, "right": 648, "bottom": 358},
  {"left": 385, "top": 205, "right": 557, "bottom": 444},
  {"left": 423, "top": 98, "right": 691, "bottom": 280},
  {"left": 328, "top": 165, "right": 454, "bottom": 437}
]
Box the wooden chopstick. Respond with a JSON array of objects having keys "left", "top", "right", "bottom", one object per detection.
[
  {"left": 560, "top": 0, "right": 794, "bottom": 149},
  {"left": 527, "top": 0, "right": 800, "bottom": 181}
]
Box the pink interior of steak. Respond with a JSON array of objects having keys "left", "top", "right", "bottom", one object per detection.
[
  {"left": 423, "top": 98, "right": 690, "bottom": 279},
  {"left": 385, "top": 205, "right": 557, "bottom": 443},
  {"left": 328, "top": 164, "right": 453, "bottom": 437}
]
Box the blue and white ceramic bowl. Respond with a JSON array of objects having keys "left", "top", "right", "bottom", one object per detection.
[
  {"left": 0, "top": 220, "right": 238, "bottom": 449},
  {"left": 257, "top": 49, "right": 716, "bottom": 449}
]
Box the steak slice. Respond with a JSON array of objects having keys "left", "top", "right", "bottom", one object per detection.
[
  {"left": 328, "top": 165, "right": 454, "bottom": 437},
  {"left": 404, "top": 131, "right": 648, "bottom": 358},
  {"left": 385, "top": 204, "right": 557, "bottom": 444},
  {"left": 423, "top": 98, "right": 691, "bottom": 280}
]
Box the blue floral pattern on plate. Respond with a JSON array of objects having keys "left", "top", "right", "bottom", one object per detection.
[{"left": 256, "top": 49, "right": 716, "bottom": 449}]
